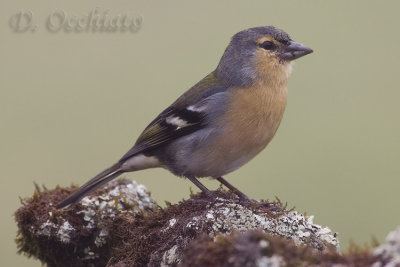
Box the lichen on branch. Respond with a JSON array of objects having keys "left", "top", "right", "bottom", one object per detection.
[{"left": 15, "top": 179, "right": 390, "bottom": 266}]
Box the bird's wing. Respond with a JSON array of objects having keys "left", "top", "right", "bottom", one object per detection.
[{"left": 119, "top": 72, "right": 230, "bottom": 162}]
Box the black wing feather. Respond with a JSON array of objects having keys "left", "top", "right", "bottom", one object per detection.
[{"left": 119, "top": 107, "right": 205, "bottom": 162}]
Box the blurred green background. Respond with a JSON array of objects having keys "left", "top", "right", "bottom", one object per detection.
[{"left": 1, "top": 0, "right": 399, "bottom": 265}]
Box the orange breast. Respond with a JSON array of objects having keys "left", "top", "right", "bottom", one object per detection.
[{"left": 195, "top": 83, "right": 288, "bottom": 177}]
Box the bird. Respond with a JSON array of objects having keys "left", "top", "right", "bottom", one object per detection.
[{"left": 56, "top": 26, "right": 313, "bottom": 209}]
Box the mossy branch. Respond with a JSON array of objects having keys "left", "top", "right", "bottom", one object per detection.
[{"left": 14, "top": 179, "right": 396, "bottom": 266}]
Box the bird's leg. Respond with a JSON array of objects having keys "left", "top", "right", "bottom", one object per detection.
[
  {"left": 187, "top": 176, "right": 212, "bottom": 197},
  {"left": 216, "top": 176, "right": 250, "bottom": 201}
]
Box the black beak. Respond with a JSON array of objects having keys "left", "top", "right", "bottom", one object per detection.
[{"left": 279, "top": 41, "right": 313, "bottom": 61}]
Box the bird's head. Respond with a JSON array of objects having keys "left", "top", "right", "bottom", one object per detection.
[{"left": 216, "top": 26, "right": 313, "bottom": 87}]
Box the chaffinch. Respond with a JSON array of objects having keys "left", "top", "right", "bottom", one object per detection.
[{"left": 57, "top": 26, "right": 312, "bottom": 208}]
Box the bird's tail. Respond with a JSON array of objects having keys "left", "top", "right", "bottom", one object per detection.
[{"left": 56, "top": 162, "right": 123, "bottom": 209}]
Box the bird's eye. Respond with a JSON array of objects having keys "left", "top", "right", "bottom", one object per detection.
[{"left": 259, "top": 41, "right": 275, "bottom": 50}]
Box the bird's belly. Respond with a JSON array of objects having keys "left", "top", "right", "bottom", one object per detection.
[
  {"left": 191, "top": 85, "right": 287, "bottom": 177},
  {"left": 173, "top": 109, "right": 285, "bottom": 178},
  {"left": 162, "top": 85, "right": 287, "bottom": 178},
  {"left": 189, "top": 117, "right": 281, "bottom": 177}
]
